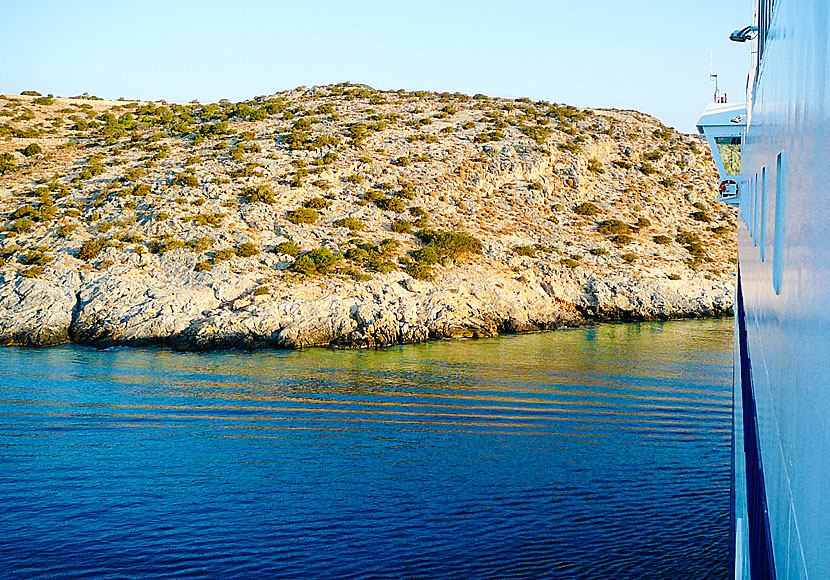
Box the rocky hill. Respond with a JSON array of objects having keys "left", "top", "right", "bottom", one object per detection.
[{"left": 0, "top": 85, "right": 735, "bottom": 349}]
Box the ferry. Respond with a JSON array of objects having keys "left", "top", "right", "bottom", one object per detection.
[{"left": 696, "top": 1, "right": 828, "bottom": 578}]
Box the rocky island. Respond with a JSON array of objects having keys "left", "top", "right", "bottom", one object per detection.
[{"left": 0, "top": 85, "right": 735, "bottom": 350}]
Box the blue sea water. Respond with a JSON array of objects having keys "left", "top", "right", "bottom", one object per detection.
[{"left": 0, "top": 319, "right": 733, "bottom": 579}]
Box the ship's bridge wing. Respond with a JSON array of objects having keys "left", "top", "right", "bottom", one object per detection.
[{"left": 696, "top": 102, "right": 747, "bottom": 179}]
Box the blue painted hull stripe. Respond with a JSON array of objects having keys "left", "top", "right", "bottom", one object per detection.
[{"left": 736, "top": 272, "right": 777, "bottom": 579}]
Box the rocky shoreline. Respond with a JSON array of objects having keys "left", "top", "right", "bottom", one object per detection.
[{"left": 0, "top": 255, "right": 733, "bottom": 350}]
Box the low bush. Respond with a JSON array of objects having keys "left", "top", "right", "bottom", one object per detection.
[
  {"left": 334, "top": 217, "right": 365, "bottom": 231},
  {"left": 587, "top": 157, "right": 604, "bottom": 173},
  {"left": 242, "top": 185, "right": 275, "bottom": 204},
  {"left": 286, "top": 208, "right": 318, "bottom": 224},
  {"left": 637, "top": 162, "right": 657, "bottom": 175},
  {"left": 574, "top": 202, "right": 600, "bottom": 216},
  {"left": 374, "top": 196, "right": 406, "bottom": 213},
  {"left": 513, "top": 245, "right": 536, "bottom": 257},
  {"left": 22, "top": 143, "right": 43, "bottom": 157},
  {"left": 0, "top": 153, "right": 15, "bottom": 174},
  {"left": 78, "top": 239, "right": 105, "bottom": 260},
  {"left": 416, "top": 229, "right": 482, "bottom": 259},
  {"left": 691, "top": 210, "right": 712, "bottom": 223},
  {"left": 235, "top": 242, "right": 259, "bottom": 258},
  {"left": 653, "top": 234, "right": 672, "bottom": 245},
  {"left": 274, "top": 240, "right": 302, "bottom": 257},
  {"left": 589, "top": 247, "right": 608, "bottom": 256},
  {"left": 391, "top": 219, "right": 411, "bottom": 233},
  {"left": 612, "top": 234, "right": 633, "bottom": 246},
  {"left": 195, "top": 261, "right": 211, "bottom": 272},
  {"left": 292, "top": 247, "right": 341, "bottom": 276},
  {"left": 304, "top": 197, "right": 330, "bottom": 209},
  {"left": 596, "top": 220, "right": 631, "bottom": 236},
  {"left": 174, "top": 172, "right": 199, "bottom": 187}
]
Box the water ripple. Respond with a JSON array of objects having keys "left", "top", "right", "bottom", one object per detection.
[{"left": 0, "top": 319, "right": 733, "bottom": 579}]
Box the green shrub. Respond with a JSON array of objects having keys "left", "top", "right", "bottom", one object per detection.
[
  {"left": 32, "top": 95, "right": 53, "bottom": 105},
  {"left": 242, "top": 185, "right": 275, "bottom": 204},
  {"left": 0, "top": 153, "right": 15, "bottom": 174},
  {"left": 275, "top": 241, "right": 302, "bottom": 257},
  {"left": 612, "top": 234, "right": 633, "bottom": 246},
  {"left": 345, "top": 246, "right": 369, "bottom": 262},
  {"left": 587, "top": 157, "right": 604, "bottom": 173},
  {"left": 22, "top": 143, "right": 43, "bottom": 157},
  {"left": 334, "top": 217, "right": 365, "bottom": 231},
  {"left": 528, "top": 181, "right": 543, "bottom": 191},
  {"left": 292, "top": 247, "right": 341, "bottom": 276},
  {"left": 637, "top": 162, "right": 657, "bottom": 175},
  {"left": 659, "top": 177, "right": 676, "bottom": 188},
  {"left": 513, "top": 245, "right": 536, "bottom": 257},
  {"left": 391, "top": 219, "right": 411, "bottom": 233},
  {"left": 78, "top": 239, "right": 105, "bottom": 260},
  {"left": 474, "top": 130, "right": 504, "bottom": 143},
  {"left": 10, "top": 218, "right": 33, "bottom": 234},
  {"left": 58, "top": 224, "right": 78, "bottom": 237},
  {"left": 621, "top": 252, "right": 638, "bottom": 262},
  {"left": 286, "top": 207, "right": 319, "bottom": 224},
  {"left": 235, "top": 242, "right": 260, "bottom": 257},
  {"left": 252, "top": 286, "right": 269, "bottom": 296},
  {"left": 409, "top": 206, "right": 427, "bottom": 218},
  {"left": 304, "top": 197, "right": 330, "bottom": 209},
  {"left": 668, "top": 273, "right": 682, "bottom": 280},
  {"left": 195, "top": 261, "right": 211, "bottom": 272},
  {"left": 391, "top": 156, "right": 410, "bottom": 167},
  {"left": 133, "top": 183, "right": 152, "bottom": 195},
  {"left": 634, "top": 217, "right": 652, "bottom": 229},
  {"left": 691, "top": 210, "right": 712, "bottom": 223},
  {"left": 374, "top": 196, "right": 406, "bottom": 213},
  {"left": 345, "top": 174, "right": 363, "bottom": 184},
  {"left": 404, "top": 261, "right": 433, "bottom": 280},
  {"left": 213, "top": 248, "right": 236, "bottom": 262},
  {"left": 174, "top": 172, "right": 199, "bottom": 187},
  {"left": 653, "top": 234, "right": 672, "bottom": 245},
  {"left": 21, "top": 251, "right": 53, "bottom": 266},
  {"left": 612, "top": 159, "right": 633, "bottom": 170},
  {"left": 574, "top": 202, "right": 600, "bottom": 216},
  {"left": 589, "top": 247, "right": 608, "bottom": 256},
  {"left": 416, "top": 229, "right": 482, "bottom": 259},
  {"left": 561, "top": 258, "right": 579, "bottom": 268},
  {"left": 643, "top": 150, "right": 663, "bottom": 161},
  {"left": 597, "top": 220, "right": 631, "bottom": 236},
  {"left": 711, "top": 225, "right": 729, "bottom": 235},
  {"left": 312, "top": 179, "right": 331, "bottom": 190}
]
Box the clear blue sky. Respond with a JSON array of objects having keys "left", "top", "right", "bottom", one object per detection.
[{"left": 1, "top": 0, "right": 751, "bottom": 132}]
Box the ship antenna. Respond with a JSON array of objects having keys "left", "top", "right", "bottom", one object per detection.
[{"left": 709, "top": 50, "right": 721, "bottom": 103}]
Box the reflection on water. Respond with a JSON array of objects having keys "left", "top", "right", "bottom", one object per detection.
[{"left": 0, "top": 319, "right": 733, "bottom": 579}]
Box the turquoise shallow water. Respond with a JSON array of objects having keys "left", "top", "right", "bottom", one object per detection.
[{"left": 0, "top": 319, "right": 733, "bottom": 579}]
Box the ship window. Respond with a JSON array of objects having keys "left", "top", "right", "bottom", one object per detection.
[
  {"left": 773, "top": 152, "right": 786, "bottom": 294},
  {"left": 715, "top": 136, "right": 742, "bottom": 175},
  {"left": 759, "top": 167, "right": 767, "bottom": 260},
  {"left": 752, "top": 174, "right": 759, "bottom": 238},
  {"left": 742, "top": 175, "right": 753, "bottom": 228}
]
